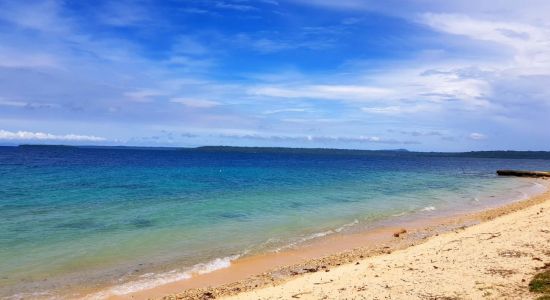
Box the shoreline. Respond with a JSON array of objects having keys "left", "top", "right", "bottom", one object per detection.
[
  {"left": 225, "top": 177, "right": 550, "bottom": 300},
  {"left": 93, "top": 178, "right": 550, "bottom": 300}
]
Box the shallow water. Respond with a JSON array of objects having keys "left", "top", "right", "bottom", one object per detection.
[{"left": 0, "top": 146, "right": 548, "bottom": 298}]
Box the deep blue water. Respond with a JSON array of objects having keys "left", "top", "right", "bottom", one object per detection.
[{"left": 0, "top": 146, "right": 548, "bottom": 298}]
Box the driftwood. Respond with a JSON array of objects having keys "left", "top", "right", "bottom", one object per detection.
[{"left": 496, "top": 170, "right": 550, "bottom": 178}]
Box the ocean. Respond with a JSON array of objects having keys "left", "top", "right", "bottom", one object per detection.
[{"left": 0, "top": 146, "right": 548, "bottom": 299}]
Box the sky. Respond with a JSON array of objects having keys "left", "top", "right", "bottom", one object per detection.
[{"left": 0, "top": 0, "right": 549, "bottom": 151}]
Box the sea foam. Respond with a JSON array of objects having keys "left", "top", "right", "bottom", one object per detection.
[
  {"left": 420, "top": 206, "right": 436, "bottom": 212},
  {"left": 84, "top": 255, "right": 240, "bottom": 299}
]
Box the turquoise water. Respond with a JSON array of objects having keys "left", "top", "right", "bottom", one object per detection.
[{"left": 0, "top": 146, "right": 548, "bottom": 298}]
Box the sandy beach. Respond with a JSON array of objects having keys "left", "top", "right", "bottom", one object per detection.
[
  {"left": 104, "top": 179, "right": 550, "bottom": 300},
  {"left": 221, "top": 181, "right": 550, "bottom": 300}
]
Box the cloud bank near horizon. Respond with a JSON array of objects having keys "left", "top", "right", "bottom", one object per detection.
[{"left": 0, "top": 129, "right": 106, "bottom": 142}]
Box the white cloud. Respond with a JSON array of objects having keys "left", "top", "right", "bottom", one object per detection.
[
  {"left": 419, "top": 13, "right": 550, "bottom": 75},
  {"left": 0, "top": 49, "right": 58, "bottom": 69},
  {"left": 0, "top": 99, "right": 27, "bottom": 107},
  {"left": 0, "top": 129, "right": 106, "bottom": 142},
  {"left": 97, "top": 1, "right": 152, "bottom": 27},
  {"left": 215, "top": 1, "right": 257, "bottom": 11},
  {"left": 287, "top": 0, "right": 550, "bottom": 24},
  {"left": 469, "top": 132, "right": 487, "bottom": 140},
  {"left": 165, "top": 56, "right": 214, "bottom": 70},
  {"left": 172, "top": 36, "right": 210, "bottom": 56},
  {"left": 288, "top": 0, "right": 368, "bottom": 10},
  {"left": 170, "top": 98, "right": 221, "bottom": 108},
  {"left": 232, "top": 34, "right": 334, "bottom": 54},
  {"left": 248, "top": 85, "right": 393, "bottom": 101},
  {"left": 262, "top": 108, "right": 308, "bottom": 114},
  {"left": 361, "top": 105, "right": 435, "bottom": 115},
  {"left": 124, "top": 90, "right": 166, "bottom": 102},
  {"left": 0, "top": 0, "right": 70, "bottom": 33},
  {"left": 0, "top": 98, "right": 58, "bottom": 109},
  {"left": 216, "top": 133, "right": 413, "bottom": 144}
]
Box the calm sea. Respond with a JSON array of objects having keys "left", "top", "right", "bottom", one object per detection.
[{"left": 0, "top": 146, "right": 548, "bottom": 299}]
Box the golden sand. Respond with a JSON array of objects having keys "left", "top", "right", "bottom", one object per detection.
[{"left": 110, "top": 179, "right": 550, "bottom": 300}]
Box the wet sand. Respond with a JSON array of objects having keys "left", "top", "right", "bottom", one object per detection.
[{"left": 103, "top": 179, "right": 550, "bottom": 300}]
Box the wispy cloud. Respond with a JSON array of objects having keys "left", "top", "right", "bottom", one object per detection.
[
  {"left": 248, "top": 85, "right": 392, "bottom": 101},
  {"left": 0, "top": 49, "right": 58, "bottom": 68},
  {"left": 361, "top": 105, "right": 435, "bottom": 115},
  {"left": 0, "top": 0, "right": 70, "bottom": 33},
  {"left": 124, "top": 90, "right": 167, "bottom": 102},
  {"left": 96, "top": 1, "right": 152, "bottom": 27},
  {"left": 0, "top": 98, "right": 58, "bottom": 109},
  {"left": 170, "top": 98, "right": 221, "bottom": 108},
  {"left": 215, "top": 133, "right": 418, "bottom": 145},
  {"left": 262, "top": 108, "right": 309, "bottom": 114},
  {"left": 215, "top": 1, "right": 257, "bottom": 11}
]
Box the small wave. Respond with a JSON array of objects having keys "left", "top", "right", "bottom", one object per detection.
[
  {"left": 84, "top": 255, "right": 240, "bottom": 299},
  {"left": 194, "top": 256, "right": 236, "bottom": 275},
  {"left": 273, "top": 231, "right": 333, "bottom": 252},
  {"left": 5, "top": 291, "right": 56, "bottom": 300},
  {"left": 420, "top": 206, "right": 436, "bottom": 212},
  {"left": 334, "top": 219, "right": 359, "bottom": 232},
  {"left": 296, "top": 230, "right": 334, "bottom": 244},
  {"left": 534, "top": 182, "right": 545, "bottom": 188},
  {"left": 257, "top": 237, "right": 281, "bottom": 250},
  {"left": 392, "top": 211, "right": 407, "bottom": 217},
  {"left": 274, "top": 219, "right": 360, "bottom": 252}
]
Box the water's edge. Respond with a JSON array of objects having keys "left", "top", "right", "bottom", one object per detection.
[{"left": 73, "top": 178, "right": 549, "bottom": 300}]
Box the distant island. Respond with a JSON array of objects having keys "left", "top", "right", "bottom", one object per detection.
[{"left": 11, "top": 144, "right": 550, "bottom": 159}]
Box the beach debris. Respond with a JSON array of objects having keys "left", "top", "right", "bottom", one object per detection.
[
  {"left": 535, "top": 263, "right": 550, "bottom": 271},
  {"left": 303, "top": 267, "right": 319, "bottom": 273},
  {"left": 356, "top": 284, "right": 368, "bottom": 291},
  {"left": 418, "top": 294, "right": 461, "bottom": 300},
  {"left": 477, "top": 232, "right": 501, "bottom": 240},
  {"left": 393, "top": 229, "right": 407, "bottom": 237},
  {"left": 291, "top": 291, "right": 312, "bottom": 298},
  {"left": 498, "top": 250, "right": 527, "bottom": 258},
  {"left": 200, "top": 291, "right": 215, "bottom": 299},
  {"left": 485, "top": 268, "right": 517, "bottom": 277}
]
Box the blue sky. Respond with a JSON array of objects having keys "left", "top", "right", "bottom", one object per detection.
[{"left": 0, "top": 0, "right": 549, "bottom": 151}]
